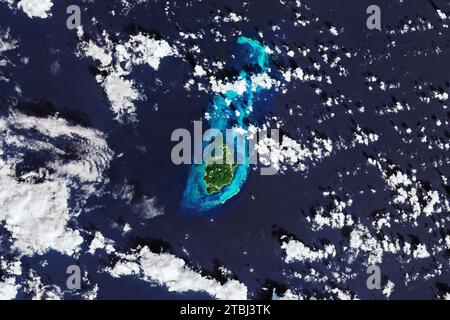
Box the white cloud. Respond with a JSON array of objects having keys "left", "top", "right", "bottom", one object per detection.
[
  {"left": 78, "top": 31, "right": 176, "bottom": 122},
  {"left": 106, "top": 246, "right": 248, "bottom": 300},
  {"left": 88, "top": 231, "right": 116, "bottom": 255},
  {"left": 0, "top": 170, "right": 83, "bottom": 256},
  {"left": 0, "top": 27, "right": 18, "bottom": 81},
  {"left": 255, "top": 131, "right": 333, "bottom": 174},
  {"left": 0, "top": 111, "right": 113, "bottom": 256},
  {"left": 83, "top": 40, "right": 112, "bottom": 67},
  {"left": 0, "top": 258, "right": 22, "bottom": 299},
  {"left": 210, "top": 76, "right": 247, "bottom": 95},
  {"left": 0, "top": 278, "right": 18, "bottom": 300},
  {"left": 25, "top": 270, "right": 62, "bottom": 300},
  {"left": 102, "top": 73, "right": 143, "bottom": 121},
  {"left": 121, "top": 33, "right": 175, "bottom": 70},
  {"left": 17, "top": 0, "right": 53, "bottom": 19},
  {"left": 383, "top": 280, "right": 395, "bottom": 298},
  {"left": 329, "top": 26, "right": 339, "bottom": 36},
  {"left": 272, "top": 289, "right": 303, "bottom": 300},
  {"left": 281, "top": 237, "right": 336, "bottom": 263},
  {"left": 0, "top": 28, "right": 18, "bottom": 57},
  {"left": 133, "top": 195, "right": 164, "bottom": 219},
  {"left": 193, "top": 65, "right": 206, "bottom": 77}
]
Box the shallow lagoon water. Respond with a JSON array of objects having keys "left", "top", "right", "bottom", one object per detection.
[{"left": 181, "top": 37, "right": 274, "bottom": 213}]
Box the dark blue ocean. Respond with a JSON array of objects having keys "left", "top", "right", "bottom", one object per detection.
[{"left": 1, "top": 0, "right": 450, "bottom": 300}]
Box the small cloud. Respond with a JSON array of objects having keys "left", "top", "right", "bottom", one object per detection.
[
  {"left": 133, "top": 195, "right": 164, "bottom": 219},
  {"left": 50, "top": 61, "right": 61, "bottom": 75}
]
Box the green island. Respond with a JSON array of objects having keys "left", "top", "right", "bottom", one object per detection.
[{"left": 204, "top": 146, "right": 238, "bottom": 194}]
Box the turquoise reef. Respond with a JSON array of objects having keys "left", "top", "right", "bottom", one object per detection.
[{"left": 181, "top": 37, "right": 273, "bottom": 213}]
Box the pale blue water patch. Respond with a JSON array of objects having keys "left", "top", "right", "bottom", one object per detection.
[{"left": 181, "top": 36, "right": 273, "bottom": 214}]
